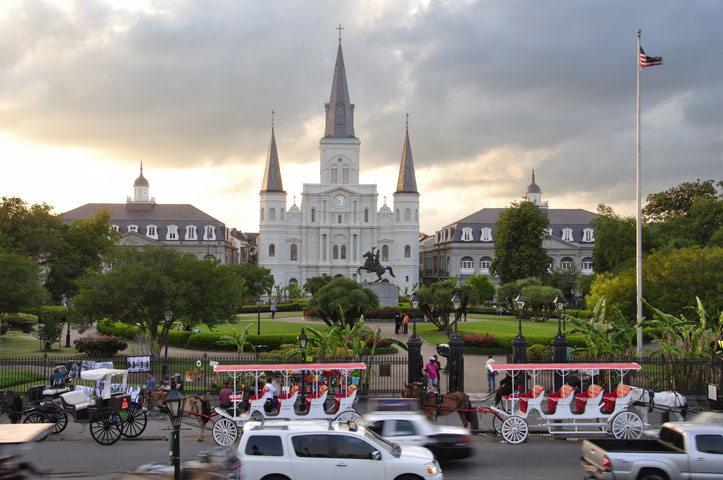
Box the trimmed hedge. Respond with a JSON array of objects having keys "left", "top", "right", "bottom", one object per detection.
[
  {"left": 2, "top": 312, "right": 39, "bottom": 329},
  {"left": 239, "top": 302, "right": 306, "bottom": 314},
  {"left": 454, "top": 330, "right": 588, "bottom": 354},
  {"left": 363, "top": 307, "right": 412, "bottom": 320},
  {"left": 186, "top": 333, "right": 300, "bottom": 352}
]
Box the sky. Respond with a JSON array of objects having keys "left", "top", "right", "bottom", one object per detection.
[{"left": 1, "top": 0, "right": 721, "bottom": 235}]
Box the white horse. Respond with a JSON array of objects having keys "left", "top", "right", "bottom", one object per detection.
[{"left": 629, "top": 387, "right": 687, "bottom": 424}]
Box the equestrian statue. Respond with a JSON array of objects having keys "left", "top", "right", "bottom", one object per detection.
[{"left": 357, "top": 247, "right": 395, "bottom": 282}]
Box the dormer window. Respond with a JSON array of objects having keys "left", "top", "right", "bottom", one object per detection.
[
  {"left": 146, "top": 225, "right": 158, "bottom": 239},
  {"left": 582, "top": 228, "right": 594, "bottom": 242},
  {"left": 561, "top": 228, "right": 573, "bottom": 242},
  {"left": 546, "top": 228, "right": 553, "bottom": 237},
  {"left": 186, "top": 225, "right": 198, "bottom": 240},
  {"left": 461, "top": 228, "right": 473, "bottom": 242},
  {"left": 167, "top": 225, "right": 178, "bottom": 240},
  {"left": 128, "top": 224, "right": 138, "bottom": 233},
  {"left": 480, "top": 228, "right": 492, "bottom": 242},
  {"left": 111, "top": 225, "right": 120, "bottom": 232},
  {"left": 203, "top": 226, "right": 216, "bottom": 241}
]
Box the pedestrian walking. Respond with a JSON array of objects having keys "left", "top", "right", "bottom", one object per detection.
[
  {"left": 485, "top": 355, "right": 497, "bottom": 392},
  {"left": 425, "top": 356, "right": 439, "bottom": 390},
  {"left": 270, "top": 302, "right": 277, "bottom": 319},
  {"left": 394, "top": 312, "right": 401, "bottom": 334},
  {"left": 402, "top": 313, "right": 409, "bottom": 334}
]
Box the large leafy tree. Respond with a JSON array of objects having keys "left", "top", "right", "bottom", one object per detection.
[
  {"left": 235, "top": 263, "right": 274, "bottom": 303},
  {"left": 545, "top": 266, "right": 579, "bottom": 304},
  {"left": 586, "top": 246, "right": 723, "bottom": 319},
  {"left": 0, "top": 197, "right": 63, "bottom": 259},
  {"left": 590, "top": 204, "right": 640, "bottom": 274},
  {"left": 0, "top": 252, "right": 49, "bottom": 320},
  {"left": 417, "top": 278, "right": 476, "bottom": 334},
  {"left": 491, "top": 201, "right": 550, "bottom": 284},
  {"left": 308, "top": 278, "right": 378, "bottom": 327},
  {"left": 464, "top": 274, "right": 496, "bottom": 304},
  {"left": 303, "top": 275, "right": 332, "bottom": 298},
  {"left": 643, "top": 179, "right": 721, "bottom": 222},
  {"left": 45, "top": 210, "right": 119, "bottom": 301},
  {"left": 72, "top": 246, "right": 246, "bottom": 351}
]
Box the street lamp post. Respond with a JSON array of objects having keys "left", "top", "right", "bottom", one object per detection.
[
  {"left": 65, "top": 296, "right": 72, "bottom": 348},
  {"left": 552, "top": 296, "right": 568, "bottom": 390},
  {"left": 512, "top": 295, "right": 528, "bottom": 364},
  {"left": 163, "top": 384, "right": 185, "bottom": 480},
  {"left": 448, "top": 294, "right": 464, "bottom": 393},
  {"left": 163, "top": 307, "right": 173, "bottom": 377},
  {"left": 407, "top": 293, "right": 423, "bottom": 385},
  {"left": 298, "top": 328, "right": 308, "bottom": 412}
]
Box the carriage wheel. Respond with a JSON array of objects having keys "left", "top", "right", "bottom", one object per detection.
[
  {"left": 334, "top": 409, "right": 361, "bottom": 423},
  {"left": 500, "top": 415, "right": 528, "bottom": 444},
  {"left": 122, "top": 403, "right": 148, "bottom": 438},
  {"left": 610, "top": 410, "right": 643, "bottom": 440},
  {"left": 43, "top": 409, "right": 68, "bottom": 434},
  {"left": 22, "top": 412, "right": 47, "bottom": 424},
  {"left": 212, "top": 418, "right": 238, "bottom": 446},
  {"left": 90, "top": 407, "right": 124, "bottom": 446},
  {"left": 492, "top": 414, "right": 504, "bottom": 435},
  {"left": 250, "top": 410, "right": 264, "bottom": 421}
]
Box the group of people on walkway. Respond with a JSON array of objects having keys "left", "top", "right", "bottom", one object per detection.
[
  {"left": 142, "top": 372, "right": 186, "bottom": 410},
  {"left": 394, "top": 312, "right": 410, "bottom": 334}
]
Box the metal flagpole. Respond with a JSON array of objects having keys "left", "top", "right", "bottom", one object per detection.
[{"left": 636, "top": 29, "right": 643, "bottom": 355}]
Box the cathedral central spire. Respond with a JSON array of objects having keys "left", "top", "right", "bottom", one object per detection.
[
  {"left": 260, "top": 125, "right": 284, "bottom": 193},
  {"left": 395, "top": 115, "right": 418, "bottom": 193},
  {"left": 324, "top": 37, "right": 355, "bottom": 138}
]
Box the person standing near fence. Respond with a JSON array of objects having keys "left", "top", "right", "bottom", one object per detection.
[
  {"left": 425, "top": 357, "right": 439, "bottom": 390},
  {"left": 402, "top": 313, "right": 409, "bottom": 334},
  {"left": 485, "top": 355, "right": 497, "bottom": 392}
]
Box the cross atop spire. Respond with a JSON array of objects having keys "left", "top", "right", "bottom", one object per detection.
[
  {"left": 272, "top": 109, "right": 275, "bottom": 128},
  {"left": 336, "top": 23, "right": 344, "bottom": 44},
  {"left": 406, "top": 112, "right": 409, "bottom": 130}
]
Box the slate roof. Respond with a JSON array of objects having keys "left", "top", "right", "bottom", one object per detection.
[
  {"left": 260, "top": 127, "right": 284, "bottom": 193},
  {"left": 395, "top": 127, "right": 418, "bottom": 193},
  {"left": 324, "top": 42, "right": 355, "bottom": 138}
]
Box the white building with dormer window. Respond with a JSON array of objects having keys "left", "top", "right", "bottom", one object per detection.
[
  {"left": 420, "top": 171, "right": 596, "bottom": 288},
  {"left": 257, "top": 37, "right": 420, "bottom": 291}
]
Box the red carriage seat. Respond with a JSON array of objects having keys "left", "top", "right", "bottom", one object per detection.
[
  {"left": 547, "top": 385, "right": 575, "bottom": 413},
  {"left": 576, "top": 385, "right": 604, "bottom": 413},
  {"left": 604, "top": 384, "right": 633, "bottom": 413},
  {"left": 333, "top": 385, "right": 359, "bottom": 413},
  {"left": 519, "top": 385, "right": 545, "bottom": 414},
  {"left": 305, "top": 385, "right": 329, "bottom": 410},
  {"left": 249, "top": 385, "right": 269, "bottom": 401},
  {"left": 277, "top": 385, "right": 299, "bottom": 410}
]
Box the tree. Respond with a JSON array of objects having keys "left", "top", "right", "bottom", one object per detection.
[
  {"left": 308, "top": 278, "right": 379, "bottom": 327},
  {"left": 566, "top": 298, "right": 641, "bottom": 358},
  {"left": 0, "top": 197, "right": 63, "bottom": 259},
  {"left": 464, "top": 275, "right": 495, "bottom": 304},
  {"left": 546, "top": 266, "right": 579, "bottom": 304},
  {"left": 218, "top": 324, "right": 256, "bottom": 354},
  {"left": 590, "top": 204, "right": 639, "bottom": 274},
  {"left": 497, "top": 277, "right": 542, "bottom": 312},
  {"left": 44, "top": 210, "right": 119, "bottom": 301},
  {"left": 72, "top": 246, "right": 246, "bottom": 352},
  {"left": 417, "top": 278, "right": 476, "bottom": 334},
  {"left": 491, "top": 201, "right": 550, "bottom": 284},
  {"left": 0, "top": 252, "right": 49, "bottom": 320},
  {"left": 235, "top": 263, "right": 274, "bottom": 303},
  {"left": 303, "top": 275, "right": 332, "bottom": 298},
  {"left": 586, "top": 246, "right": 723, "bottom": 319},
  {"left": 519, "top": 285, "right": 562, "bottom": 322},
  {"left": 643, "top": 179, "right": 722, "bottom": 222}
]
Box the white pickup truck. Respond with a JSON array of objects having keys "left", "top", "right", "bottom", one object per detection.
[{"left": 581, "top": 422, "right": 723, "bottom": 479}]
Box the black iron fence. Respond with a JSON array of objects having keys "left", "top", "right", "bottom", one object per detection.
[
  {"left": 504, "top": 354, "right": 722, "bottom": 396},
  {"left": 0, "top": 353, "right": 409, "bottom": 398}
]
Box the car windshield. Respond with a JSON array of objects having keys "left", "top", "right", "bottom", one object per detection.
[{"left": 363, "top": 427, "right": 399, "bottom": 458}]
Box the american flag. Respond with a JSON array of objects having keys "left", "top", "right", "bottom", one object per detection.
[{"left": 639, "top": 46, "right": 663, "bottom": 68}]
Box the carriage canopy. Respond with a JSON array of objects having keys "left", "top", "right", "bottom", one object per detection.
[{"left": 487, "top": 362, "right": 641, "bottom": 372}]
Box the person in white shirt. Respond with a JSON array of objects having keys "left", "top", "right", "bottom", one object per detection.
[{"left": 485, "top": 356, "right": 497, "bottom": 392}]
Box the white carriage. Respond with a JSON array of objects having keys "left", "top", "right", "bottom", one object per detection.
[
  {"left": 211, "top": 362, "right": 365, "bottom": 446},
  {"left": 488, "top": 362, "right": 646, "bottom": 444}
]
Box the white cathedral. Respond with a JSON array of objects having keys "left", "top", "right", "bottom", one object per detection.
[{"left": 257, "top": 38, "right": 420, "bottom": 292}]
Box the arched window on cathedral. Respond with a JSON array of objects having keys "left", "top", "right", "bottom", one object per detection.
[
  {"left": 341, "top": 245, "right": 346, "bottom": 259},
  {"left": 404, "top": 245, "right": 411, "bottom": 258},
  {"left": 382, "top": 245, "right": 389, "bottom": 262},
  {"left": 311, "top": 208, "right": 316, "bottom": 222},
  {"left": 342, "top": 166, "right": 350, "bottom": 184},
  {"left": 395, "top": 209, "right": 400, "bottom": 222},
  {"left": 415, "top": 209, "right": 418, "bottom": 222},
  {"left": 364, "top": 209, "right": 369, "bottom": 223},
  {"left": 269, "top": 208, "right": 276, "bottom": 221},
  {"left": 280, "top": 209, "right": 284, "bottom": 221},
  {"left": 333, "top": 245, "right": 339, "bottom": 260},
  {"left": 290, "top": 244, "right": 298, "bottom": 261},
  {"left": 338, "top": 215, "right": 342, "bottom": 224},
  {"left": 335, "top": 102, "right": 345, "bottom": 125},
  {"left": 260, "top": 208, "right": 264, "bottom": 221},
  {"left": 405, "top": 209, "right": 411, "bottom": 221},
  {"left": 268, "top": 244, "right": 275, "bottom": 257},
  {"left": 331, "top": 166, "right": 338, "bottom": 183}
]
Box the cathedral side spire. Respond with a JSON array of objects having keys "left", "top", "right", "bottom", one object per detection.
[
  {"left": 395, "top": 118, "right": 418, "bottom": 193},
  {"left": 324, "top": 36, "right": 355, "bottom": 138},
  {"left": 260, "top": 126, "right": 285, "bottom": 193}
]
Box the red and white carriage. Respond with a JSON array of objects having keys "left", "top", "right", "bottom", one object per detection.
[
  {"left": 487, "top": 362, "right": 646, "bottom": 444},
  {"left": 211, "top": 362, "right": 364, "bottom": 445}
]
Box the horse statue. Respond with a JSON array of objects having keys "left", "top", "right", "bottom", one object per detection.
[
  {"left": 357, "top": 247, "right": 395, "bottom": 282},
  {"left": 402, "top": 383, "right": 476, "bottom": 429}
]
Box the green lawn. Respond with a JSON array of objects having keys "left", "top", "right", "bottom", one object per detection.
[
  {"left": 0, "top": 330, "right": 79, "bottom": 358},
  {"left": 415, "top": 315, "right": 565, "bottom": 344},
  {"left": 235, "top": 311, "right": 302, "bottom": 321}
]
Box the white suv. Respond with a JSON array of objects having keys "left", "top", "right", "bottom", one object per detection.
[{"left": 237, "top": 420, "right": 443, "bottom": 480}]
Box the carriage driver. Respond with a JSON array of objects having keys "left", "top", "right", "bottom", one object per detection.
[{"left": 50, "top": 366, "right": 64, "bottom": 387}]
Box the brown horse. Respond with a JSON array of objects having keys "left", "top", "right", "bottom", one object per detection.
[
  {"left": 0, "top": 390, "right": 23, "bottom": 424},
  {"left": 402, "top": 383, "right": 474, "bottom": 429},
  {"left": 183, "top": 394, "right": 213, "bottom": 442}
]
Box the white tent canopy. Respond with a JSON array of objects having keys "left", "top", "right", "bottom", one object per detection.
[{"left": 80, "top": 368, "right": 128, "bottom": 399}]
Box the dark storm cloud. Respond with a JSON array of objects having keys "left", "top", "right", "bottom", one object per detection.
[{"left": 0, "top": 0, "right": 721, "bottom": 220}]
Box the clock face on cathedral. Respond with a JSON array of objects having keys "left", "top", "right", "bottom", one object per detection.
[{"left": 333, "top": 194, "right": 347, "bottom": 208}]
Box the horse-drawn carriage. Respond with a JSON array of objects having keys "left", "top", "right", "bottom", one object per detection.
[
  {"left": 2, "top": 368, "right": 147, "bottom": 445},
  {"left": 211, "top": 362, "right": 364, "bottom": 446}
]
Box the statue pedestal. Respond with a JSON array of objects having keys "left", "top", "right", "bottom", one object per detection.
[{"left": 362, "top": 282, "right": 398, "bottom": 307}]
